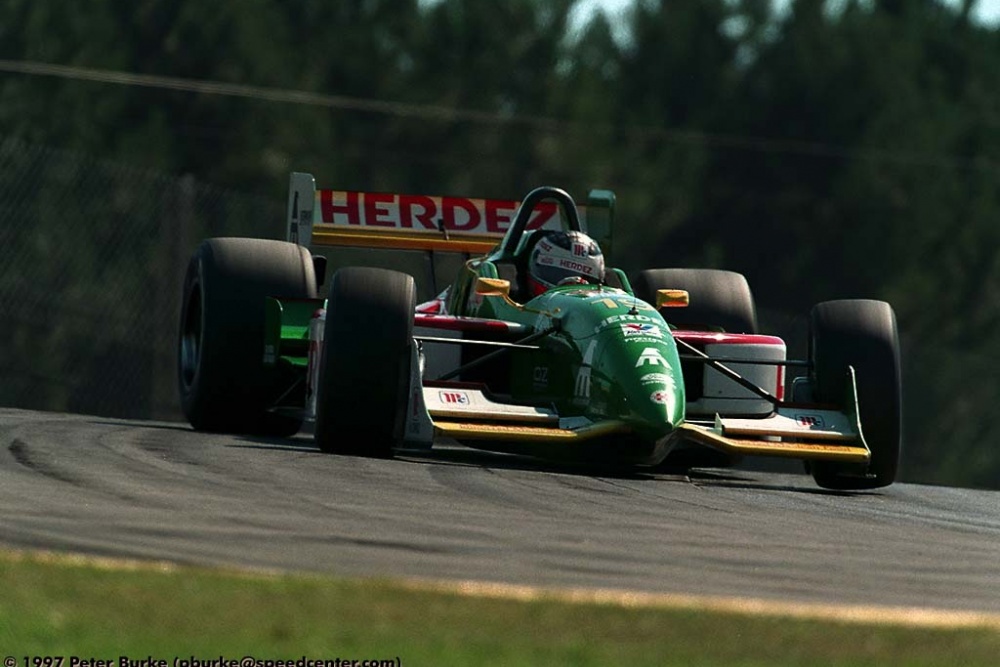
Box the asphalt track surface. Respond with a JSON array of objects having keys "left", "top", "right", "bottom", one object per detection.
[{"left": 2, "top": 407, "right": 998, "bottom": 615}]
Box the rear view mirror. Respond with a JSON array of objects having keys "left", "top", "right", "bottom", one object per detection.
[
  {"left": 656, "top": 289, "right": 690, "bottom": 308},
  {"left": 476, "top": 277, "right": 512, "bottom": 298}
]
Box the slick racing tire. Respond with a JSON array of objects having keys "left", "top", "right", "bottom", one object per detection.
[
  {"left": 178, "top": 237, "right": 317, "bottom": 435},
  {"left": 633, "top": 268, "right": 758, "bottom": 334},
  {"left": 808, "top": 300, "right": 902, "bottom": 490},
  {"left": 314, "top": 267, "right": 416, "bottom": 457}
]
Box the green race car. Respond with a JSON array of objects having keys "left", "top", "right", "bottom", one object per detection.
[{"left": 178, "top": 175, "right": 902, "bottom": 490}]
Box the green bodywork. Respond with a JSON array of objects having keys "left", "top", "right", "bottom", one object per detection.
[
  {"left": 447, "top": 258, "right": 686, "bottom": 447},
  {"left": 436, "top": 186, "right": 688, "bottom": 456},
  {"left": 263, "top": 296, "right": 322, "bottom": 369}
]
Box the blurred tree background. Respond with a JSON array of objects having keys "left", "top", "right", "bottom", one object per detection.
[{"left": 0, "top": 0, "right": 998, "bottom": 488}]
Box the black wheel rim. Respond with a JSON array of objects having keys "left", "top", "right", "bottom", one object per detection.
[{"left": 179, "top": 281, "right": 203, "bottom": 391}]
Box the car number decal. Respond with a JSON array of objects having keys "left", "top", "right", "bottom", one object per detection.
[{"left": 635, "top": 348, "right": 668, "bottom": 368}]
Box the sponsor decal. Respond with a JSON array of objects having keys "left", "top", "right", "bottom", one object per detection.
[
  {"left": 573, "top": 242, "right": 587, "bottom": 257},
  {"left": 588, "top": 295, "right": 656, "bottom": 311},
  {"left": 319, "top": 190, "right": 562, "bottom": 234},
  {"left": 796, "top": 414, "right": 825, "bottom": 428},
  {"left": 575, "top": 340, "right": 597, "bottom": 401},
  {"left": 640, "top": 372, "right": 670, "bottom": 385},
  {"left": 594, "top": 313, "right": 657, "bottom": 333},
  {"left": 558, "top": 259, "right": 594, "bottom": 274},
  {"left": 621, "top": 323, "right": 662, "bottom": 338},
  {"left": 635, "top": 347, "right": 668, "bottom": 368},
  {"left": 438, "top": 391, "right": 470, "bottom": 405},
  {"left": 575, "top": 370, "right": 591, "bottom": 401},
  {"left": 650, "top": 390, "right": 672, "bottom": 405}
]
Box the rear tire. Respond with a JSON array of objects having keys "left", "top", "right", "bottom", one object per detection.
[
  {"left": 633, "top": 268, "right": 757, "bottom": 333},
  {"left": 178, "top": 238, "right": 317, "bottom": 435},
  {"left": 809, "top": 300, "right": 901, "bottom": 490},
  {"left": 314, "top": 267, "right": 416, "bottom": 457}
]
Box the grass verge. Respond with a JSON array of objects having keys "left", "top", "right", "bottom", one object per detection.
[{"left": 1, "top": 550, "right": 998, "bottom": 666}]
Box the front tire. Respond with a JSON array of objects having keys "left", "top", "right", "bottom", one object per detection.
[
  {"left": 633, "top": 268, "right": 757, "bottom": 333},
  {"left": 809, "top": 299, "right": 901, "bottom": 490},
  {"left": 178, "top": 237, "right": 317, "bottom": 435},
  {"left": 314, "top": 267, "right": 416, "bottom": 457}
]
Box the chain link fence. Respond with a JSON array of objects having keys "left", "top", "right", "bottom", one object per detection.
[
  {"left": 0, "top": 136, "right": 460, "bottom": 423},
  {"left": 0, "top": 136, "right": 284, "bottom": 421}
]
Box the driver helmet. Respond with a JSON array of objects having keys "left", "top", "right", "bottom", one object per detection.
[{"left": 527, "top": 230, "right": 605, "bottom": 296}]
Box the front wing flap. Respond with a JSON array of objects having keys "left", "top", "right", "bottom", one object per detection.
[
  {"left": 680, "top": 366, "right": 871, "bottom": 464},
  {"left": 402, "top": 365, "right": 631, "bottom": 448},
  {"left": 402, "top": 339, "right": 633, "bottom": 448}
]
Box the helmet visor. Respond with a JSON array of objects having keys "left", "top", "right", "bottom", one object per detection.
[{"left": 532, "top": 258, "right": 602, "bottom": 287}]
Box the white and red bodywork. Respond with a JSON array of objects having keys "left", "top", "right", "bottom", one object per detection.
[{"left": 672, "top": 331, "right": 786, "bottom": 418}]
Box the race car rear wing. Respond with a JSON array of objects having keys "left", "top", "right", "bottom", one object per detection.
[{"left": 286, "top": 172, "right": 615, "bottom": 256}]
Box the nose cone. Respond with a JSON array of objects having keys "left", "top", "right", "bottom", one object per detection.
[
  {"left": 593, "top": 329, "right": 686, "bottom": 441},
  {"left": 629, "top": 353, "right": 686, "bottom": 433}
]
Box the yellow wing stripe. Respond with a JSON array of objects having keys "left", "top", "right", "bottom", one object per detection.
[{"left": 311, "top": 226, "right": 499, "bottom": 254}]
